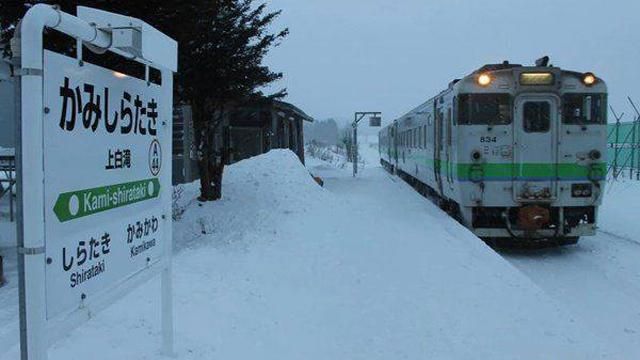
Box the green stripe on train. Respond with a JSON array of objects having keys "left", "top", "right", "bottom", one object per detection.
[
  {"left": 455, "top": 163, "right": 606, "bottom": 180},
  {"left": 383, "top": 154, "right": 606, "bottom": 180}
]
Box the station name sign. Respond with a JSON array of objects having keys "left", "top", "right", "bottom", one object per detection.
[{"left": 43, "top": 50, "right": 167, "bottom": 319}]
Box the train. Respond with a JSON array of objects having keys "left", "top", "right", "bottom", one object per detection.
[{"left": 379, "top": 58, "right": 607, "bottom": 245}]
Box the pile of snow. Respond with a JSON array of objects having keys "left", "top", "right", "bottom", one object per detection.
[
  {"left": 173, "top": 149, "right": 326, "bottom": 252},
  {"left": 0, "top": 149, "right": 621, "bottom": 359}
]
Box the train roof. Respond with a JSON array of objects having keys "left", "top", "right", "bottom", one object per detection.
[
  {"left": 384, "top": 58, "right": 607, "bottom": 129},
  {"left": 475, "top": 61, "right": 523, "bottom": 73}
]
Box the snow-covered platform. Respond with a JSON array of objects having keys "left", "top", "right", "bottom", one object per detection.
[{"left": 0, "top": 149, "right": 633, "bottom": 359}]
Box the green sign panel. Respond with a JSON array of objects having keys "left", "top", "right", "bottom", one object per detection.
[{"left": 53, "top": 178, "right": 161, "bottom": 222}]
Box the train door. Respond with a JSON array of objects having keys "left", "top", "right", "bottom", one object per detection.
[
  {"left": 392, "top": 123, "right": 398, "bottom": 168},
  {"left": 434, "top": 101, "right": 444, "bottom": 195},
  {"left": 446, "top": 107, "right": 454, "bottom": 189},
  {"left": 513, "top": 95, "right": 558, "bottom": 201}
]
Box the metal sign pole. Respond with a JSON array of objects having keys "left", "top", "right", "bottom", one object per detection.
[
  {"left": 352, "top": 112, "right": 382, "bottom": 177},
  {"left": 352, "top": 115, "right": 358, "bottom": 177},
  {"left": 17, "top": 7, "right": 61, "bottom": 359}
]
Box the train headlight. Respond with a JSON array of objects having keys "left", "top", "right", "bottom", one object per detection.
[
  {"left": 477, "top": 73, "right": 492, "bottom": 87},
  {"left": 583, "top": 72, "right": 597, "bottom": 86}
]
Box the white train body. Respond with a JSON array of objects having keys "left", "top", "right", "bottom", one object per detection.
[{"left": 379, "top": 62, "right": 607, "bottom": 242}]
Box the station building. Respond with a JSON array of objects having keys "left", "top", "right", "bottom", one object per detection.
[{"left": 172, "top": 99, "right": 314, "bottom": 185}]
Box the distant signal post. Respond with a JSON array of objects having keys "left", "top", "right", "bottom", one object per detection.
[{"left": 352, "top": 112, "right": 382, "bottom": 177}]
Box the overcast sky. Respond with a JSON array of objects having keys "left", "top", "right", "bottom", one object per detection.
[{"left": 263, "top": 0, "right": 640, "bottom": 125}]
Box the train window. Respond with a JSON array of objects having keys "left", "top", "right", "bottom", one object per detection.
[
  {"left": 562, "top": 94, "right": 607, "bottom": 125},
  {"left": 424, "top": 125, "right": 428, "bottom": 146},
  {"left": 458, "top": 94, "right": 512, "bottom": 125},
  {"left": 523, "top": 101, "right": 550, "bottom": 133},
  {"left": 452, "top": 97, "right": 458, "bottom": 125}
]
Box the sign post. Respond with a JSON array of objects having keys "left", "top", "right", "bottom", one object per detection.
[
  {"left": 14, "top": 5, "right": 177, "bottom": 359},
  {"left": 352, "top": 112, "right": 382, "bottom": 177}
]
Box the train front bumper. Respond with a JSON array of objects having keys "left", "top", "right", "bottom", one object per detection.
[
  {"left": 473, "top": 223, "right": 597, "bottom": 239},
  {"left": 470, "top": 206, "right": 598, "bottom": 240}
]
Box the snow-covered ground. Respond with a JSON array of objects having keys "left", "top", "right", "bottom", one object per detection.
[
  {"left": 0, "top": 145, "right": 637, "bottom": 358},
  {"left": 502, "top": 178, "right": 640, "bottom": 357}
]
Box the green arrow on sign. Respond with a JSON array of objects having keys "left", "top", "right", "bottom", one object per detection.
[{"left": 53, "top": 178, "right": 161, "bottom": 223}]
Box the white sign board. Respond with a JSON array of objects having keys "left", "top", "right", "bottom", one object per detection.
[
  {"left": 42, "top": 51, "right": 168, "bottom": 318},
  {"left": 16, "top": 6, "right": 176, "bottom": 359}
]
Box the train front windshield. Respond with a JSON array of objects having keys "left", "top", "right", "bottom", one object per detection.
[
  {"left": 457, "top": 94, "right": 512, "bottom": 125},
  {"left": 562, "top": 94, "right": 607, "bottom": 124}
]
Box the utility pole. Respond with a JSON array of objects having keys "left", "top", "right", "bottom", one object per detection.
[{"left": 352, "top": 112, "right": 382, "bottom": 177}]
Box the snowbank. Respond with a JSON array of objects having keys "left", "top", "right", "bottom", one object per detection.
[
  {"left": 0, "top": 149, "right": 620, "bottom": 359},
  {"left": 173, "top": 149, "right": 327, "bottom": 252}
]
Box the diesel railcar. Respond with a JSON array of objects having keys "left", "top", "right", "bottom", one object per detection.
[{"left": 379, "top": 59, "right": 607, "bottom": 244}]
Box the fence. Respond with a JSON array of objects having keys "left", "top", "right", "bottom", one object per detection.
[
  {"left": 607, "top": 121, "right": 640, "bottom": 178},
  {"left": 607, "top": 99, "right": 640, "bottom": 179}
]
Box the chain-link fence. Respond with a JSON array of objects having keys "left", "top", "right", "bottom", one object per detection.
[
  {"left": 608, "top": 99, "right": 640, "bottom": 180},
  {"left": 607, "top": 121, "right": 640, "bottom": 178}
]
